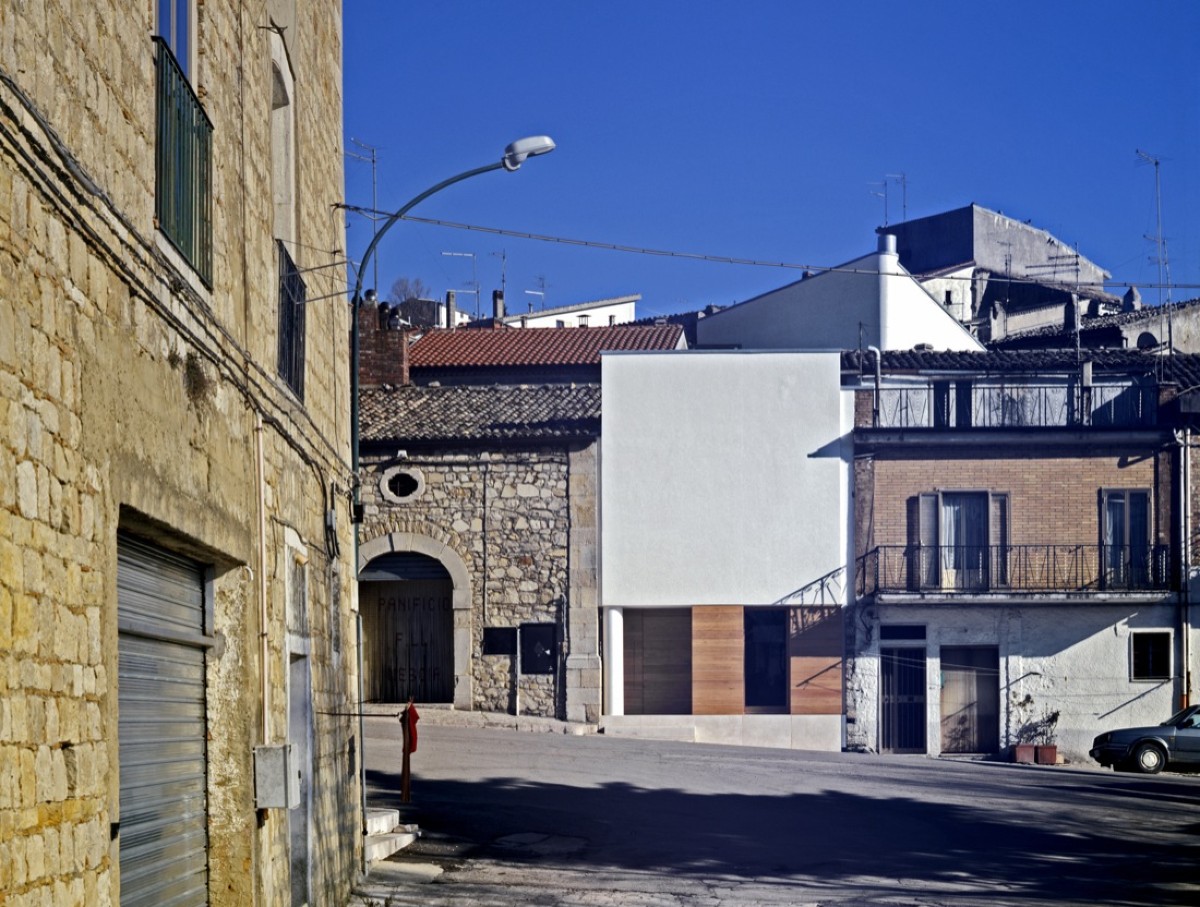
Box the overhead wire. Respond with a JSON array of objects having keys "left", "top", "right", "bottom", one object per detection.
[{"left": 339, "top": 206, "right": 1200, "bottom": 294}]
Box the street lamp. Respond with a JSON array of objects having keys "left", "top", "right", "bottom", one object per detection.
[{"left": 347, "top": 136, "right": 555, "bottom": 518}]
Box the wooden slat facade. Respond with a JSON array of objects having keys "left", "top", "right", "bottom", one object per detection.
[
  {"left": 788, "top": 605, "right": 843, "bottom": 715},
  {"left": 623, "top": 608, "right": 692, "bottom": 714},
  {"left": 692, "top": 606, "right": 745, "bottom": 714}
]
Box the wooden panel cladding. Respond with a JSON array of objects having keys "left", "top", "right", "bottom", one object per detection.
[
  {"left": 692, "top": 606, "right": 745, "bottom": 715},
  {"left": 623, "top": 609, "right": 693, "bottom": 715},
  {"left": 789, "top": 605, "right": 843, "bottom": 715}
]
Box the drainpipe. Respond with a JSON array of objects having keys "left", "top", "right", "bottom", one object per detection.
[
  {"left": 255, "top": 413, "right": 270, "bottom": 743},
  {"left": 867, "top": 346, "right": 882, "bottom": 427},
  {"left": 1180, "top": 427, "right": 1192, "bottom": 708}
]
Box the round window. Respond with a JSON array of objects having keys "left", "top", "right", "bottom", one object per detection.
[{"left": 379, "top": 466, "right": 424, "bottom": 503}]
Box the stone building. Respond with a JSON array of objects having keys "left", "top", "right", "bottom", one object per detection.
[
  {"left": 355, "top": 311, "right": 684, "bottom": 723},
  {"left": 2, "top": 3, "right": 359, "bottom": 905},
  {"left": 846, "top": 348, "right": 1200, "bottom": 763}
]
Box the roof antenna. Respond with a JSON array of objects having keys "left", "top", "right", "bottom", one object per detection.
[{"left": 1136, "top": 149, "right": 1173, "bottom": 356}]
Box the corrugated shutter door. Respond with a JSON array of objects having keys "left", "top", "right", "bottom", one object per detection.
[{"left": 117, "top": 535, "right": 209, "bottom": 907}]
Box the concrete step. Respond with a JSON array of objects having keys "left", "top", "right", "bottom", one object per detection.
[
  {"left": 364, "top": 808, "right": 399, "bottom": 837},
  {"left": 364, "top": 828, "right": 419, "bottom": 864}
]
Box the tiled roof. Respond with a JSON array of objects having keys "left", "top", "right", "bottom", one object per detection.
[
  {"left": 361, "top": 384, "right": 601, "bottom": 443},
  {"left": 992, "top": 297, "right": 1200, "bottom": 345},
  {"left": 408, "top": 323, "right": 684, "bottom": 368},
  {"left": 841, "top": 348, "right": 1200, "bottom": 387}
]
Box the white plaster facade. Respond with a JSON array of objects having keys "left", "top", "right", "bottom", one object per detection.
[
  {"left": 695, "top": 236, "right": 983, "bottom": 353},
  {"left": 600, "top": 350, "right": 853, "bottom": 750}
]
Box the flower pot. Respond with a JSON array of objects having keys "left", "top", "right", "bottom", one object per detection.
[
  {"left": 1012, "top": 744, "right": 1036, "bottom": 764},
  {"left": 1035, "top": 745, "right": 1058, "bottom": 765}
]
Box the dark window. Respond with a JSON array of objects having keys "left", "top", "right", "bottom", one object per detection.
[
  {"left": 744, "top": 608, "right": 788, "bottom": 710},
  {"left": 880, "top": 625, "right": 926, "bottom": 641},
  {"left": 1131, "top": 632, "right": 1170, "bottom": 681},
  {"left": 519, "top": 623, "right": 557, "bottom": 674},
  {"left": 277, "top": 240, "right": 306, "bottom": 399},
  {"left": 387, "top": 471, "right": 420, "bottom": 499},
  {"left": 482, "top": 627, "right": 517, "bottom": 657},
  {"left": 153, "top": 36, "right": 212, "bottom": 285}
]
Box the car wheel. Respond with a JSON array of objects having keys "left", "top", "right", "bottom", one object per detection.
[{"left": 1132, "top": 742, "right": 1166, "bottom": 774}]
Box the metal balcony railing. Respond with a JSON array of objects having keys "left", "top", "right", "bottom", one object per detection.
[
  {"left": 874, "top": 383, "right": 1157, "bottom": 429},
  {"left": 154, "top": 37, "right": 213, "bottom": 285},
  {"left": 857, "top": 544, "right": 1172, "bottom": 596},
  {"left": 277, "top": 241, "right": 307, "bottom": 400}
]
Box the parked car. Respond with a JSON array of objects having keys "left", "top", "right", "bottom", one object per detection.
[{"left": 1089, "top": 705, "right": 1200, "bottom": 774}]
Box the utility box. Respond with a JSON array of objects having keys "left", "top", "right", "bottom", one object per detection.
[{"left": 254, "top": 744, "right": 300, "bottom": 809}]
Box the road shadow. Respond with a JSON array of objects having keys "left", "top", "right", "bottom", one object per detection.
[{"left": 366, "top": 764, "right": 1199, "bottom": 905}]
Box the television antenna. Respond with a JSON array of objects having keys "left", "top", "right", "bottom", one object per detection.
[
  {"left": 347, "top": 138, "right": 381, "bottom": 292},
  {"left": 1136, "top": 149, "right": 1172, "bottom": 306}
]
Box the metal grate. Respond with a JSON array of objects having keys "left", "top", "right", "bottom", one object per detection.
[
  {"left": 277, "top": 240, "right": 307, "bottom": 399},
  {"left": 860, "top": 544, "right": 1171, "bottom": 595},
  {"left": 154, "top": 38, "right": 212, "bottom": 285}
]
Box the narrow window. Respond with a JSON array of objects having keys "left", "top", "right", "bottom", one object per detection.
[
  {"left": 744, "top": 608, "right": 788, "bottom": 711},
  {"left": 270, "top": 35, "right": 304, "bottom": 398},
  {"left": 157, "top": 0, "right": 192, "bottom": 78},
  {"left": 1102, "top": 490, "right": 1151, "bottom": 588},
  {"left": 1131, "top": 632, "right": 1170, "bottom": 681},
  {"left": 153, "top": 0, "right": 212, "bottom": 285}
]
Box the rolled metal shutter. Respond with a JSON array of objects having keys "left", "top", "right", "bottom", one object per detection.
[{"left": 117, "top": 534, "right": 209, "bottom": 907}]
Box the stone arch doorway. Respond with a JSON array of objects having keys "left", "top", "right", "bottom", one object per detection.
[{"left": 359, "top": 533, "right": 473, "bottom": 708}]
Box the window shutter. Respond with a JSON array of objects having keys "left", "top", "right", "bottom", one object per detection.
[
  {"left": 917, "top": 493, "right": 938, "bottom": 588},
  {"left": 990, "top": 493, "right": 1009, "bottom": 586}
]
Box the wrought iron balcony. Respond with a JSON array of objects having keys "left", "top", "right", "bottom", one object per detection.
[
  {"left": 874, "top": 382, "right": 1157, "bottom": 430},
  {"left": 857, "top": 544, "right": 1172, "bottom": 597},
  {"left": 154, "top": 37, "right": 213, "bottom": 285},
  {"left": 276, "top": 241, "right": 307, "bottom": 400}
]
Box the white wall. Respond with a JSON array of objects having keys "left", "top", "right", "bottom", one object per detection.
[
  {"left": 696, "top": 241, "right": 981, "bottom": 353},
  {"left": 601, "top": 350, "right": 852, "bottom": 607},
  {"left": 848, "top": 602, "right": 1182, "bottom": 763}
]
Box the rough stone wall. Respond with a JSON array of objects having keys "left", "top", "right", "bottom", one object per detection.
[
  {"left": 361, "top": 444, "right": 601, "bottom": 719},
  {"left": 0, "top": 3, "right": 358, "bottom": 906}
]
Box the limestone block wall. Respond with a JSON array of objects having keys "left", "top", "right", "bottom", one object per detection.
[
  {"left": 361, "top": 442, "right": 600, "bottom": 720},
  {"left": 1, "top": 2, "right": 358, "bottom": 906}
]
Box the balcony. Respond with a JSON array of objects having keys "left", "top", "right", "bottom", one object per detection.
[
  {"left": 857, "top": 544, "right": 1172, "bottom": 598},
  {"left": 874, "top": 382, "right": 1157, "bottom": 430},
  {"left": 154, "top": 37, "right": 213, "bottom": 285}
]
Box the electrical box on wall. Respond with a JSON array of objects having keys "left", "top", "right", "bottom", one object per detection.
[{"left": 254, "top": 744, "right": 300, "bottom": 809}]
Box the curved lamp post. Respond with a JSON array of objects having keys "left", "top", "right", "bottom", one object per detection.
[{"left": 348, "top": 135, "right": 556, "bottom": 513}]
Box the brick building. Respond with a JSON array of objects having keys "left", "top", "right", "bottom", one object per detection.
[
  {"left": 2, "top": 2, "right": 359, "bottom": 904},
  {"left": 846, "top": 349, "right": 1200, "bottom": 763}
]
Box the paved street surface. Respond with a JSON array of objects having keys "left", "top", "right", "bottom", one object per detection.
[{"left": 354, "top": 713, "right": 1200, "bottom": 906}]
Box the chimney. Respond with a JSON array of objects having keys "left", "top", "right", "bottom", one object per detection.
[
  {"left": 493, "top": 289, "right": 506, "bottom": 321},
  {"left": 357, "top": 302, "right": 410, "bottom": 388},
  {"left": 445, "top": 290, "right": 456, "bottom": 330}
]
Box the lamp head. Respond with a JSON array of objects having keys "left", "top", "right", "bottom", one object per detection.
[{"left": 502, "top": 135, "right": 556, "bottom": 172}]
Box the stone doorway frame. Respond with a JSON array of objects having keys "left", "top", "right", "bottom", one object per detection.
[{"left": 359, "top": 532, "right": 473, "bottom": 709}]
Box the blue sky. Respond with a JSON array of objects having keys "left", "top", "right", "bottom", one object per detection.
[{"left": 343, "top": 1, "right": 1200, "bottom": 320}]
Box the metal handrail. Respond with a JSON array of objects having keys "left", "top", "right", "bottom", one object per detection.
[
  {"left": 858, "top": 544, "right": 1172, "bottom": 595},
  {"left": 874, "top": 383, "right": 1157, "bottom": 429}
]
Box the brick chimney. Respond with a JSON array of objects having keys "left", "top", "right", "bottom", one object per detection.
[{"left": 357, "top": 301, "right": 410, "bottom": 387}]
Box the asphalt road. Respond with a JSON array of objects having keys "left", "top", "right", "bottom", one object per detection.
[{"left": 359, "top": 716, "right": 1200, "bottom": 906}]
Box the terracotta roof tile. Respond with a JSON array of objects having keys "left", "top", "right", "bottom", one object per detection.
[
  {"left": 408, "top": 323, "right": 684, "bottom": 368},
  {"left": 361, "top": 384, "right": 601, "bottom": 443}
]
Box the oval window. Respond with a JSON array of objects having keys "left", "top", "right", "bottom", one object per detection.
[{"left": 380, "top": 466, "right": 424, "bottom": 503}]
